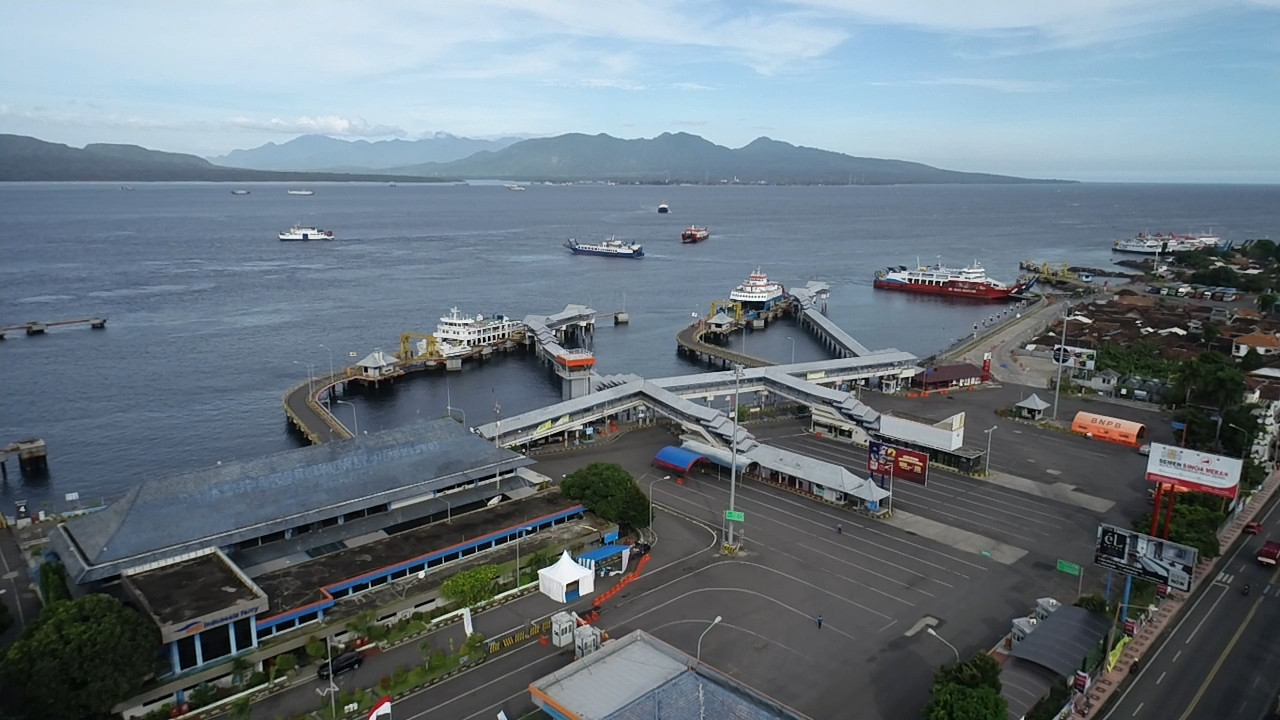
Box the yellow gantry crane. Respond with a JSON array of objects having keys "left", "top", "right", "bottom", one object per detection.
[{"left": 398, "top": 332, "right": 438, "bottom": 362}]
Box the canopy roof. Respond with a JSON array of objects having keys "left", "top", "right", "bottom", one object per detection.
[{"left": 540, "top": 550, "right": 593, "bottom": 584}]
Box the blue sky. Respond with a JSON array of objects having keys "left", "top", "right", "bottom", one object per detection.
[{"left": 1, "top": 0, "right": 1278, "bottom": 182}]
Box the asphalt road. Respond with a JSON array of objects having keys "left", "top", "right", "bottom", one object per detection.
[{"left": 1104, "top": 494, "right": 1280, "bottom": 720}]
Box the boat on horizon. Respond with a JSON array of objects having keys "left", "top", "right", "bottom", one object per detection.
[
  {"left": 287, "top": 189, "right": 314, "bottom": 196},
  {"left": 1111, "top": 232, "right": 1222, "bottom": 254},
  {"left": 873, "top": 260, "right": 1035, "bottom": 301},
  {"left": 230, "top": 189, "right": 251, "bottom": 195},
  {"left": 505, "top": 183, "right": 527, "bottom": 191},
  {"left": 278, "top": 225, "right": 334, "bottom": 242},
  {"left": 681, "top": 226, "right": 710, "bottom": 244},
  {"left": 657, "top": 203, "right": 669, "bottom": 214},
  {"left": 565, "top": 237, "right": 644, "bottom": 259}
]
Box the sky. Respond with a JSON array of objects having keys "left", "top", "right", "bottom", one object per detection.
[{"left": 1, "top": 0, "right": 1278, "bottom": 182}]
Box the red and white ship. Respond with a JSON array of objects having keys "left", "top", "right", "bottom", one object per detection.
[
  {"left": 681, "top": 226, "right": 710, "bottom": 243},
  {"left": 873, "top": 260, "right": 1036, "bottom": 301}
]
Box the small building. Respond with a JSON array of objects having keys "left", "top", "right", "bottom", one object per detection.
[
  {"left": 529, "top": 630, "right": 813, "bottom": 720},
  {"left": 706, "top": 311, "right": 734, "bottom": 335},
  {"left": 914, "top": 363, "right": 986, "bottom": 392},
  {"left": 356, "top": 349, "right": 400, "bottom": 379},
  {"left": 538, "top": 550, "right": 595, "bottom": 603},
  {"left": 1014, "top": 393, "right": 1051, "bottom": 421},
  {"left": 1233, "top": 331, "right": 1280, "bottom": 358}
]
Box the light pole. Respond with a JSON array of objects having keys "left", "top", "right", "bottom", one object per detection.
[
  {"left": 926, "top": 627, "right": 960, "bottom": 663},
  {"left": 648, "top": 474, "right": 671, "bottom": 529},
  {"left": 1052, "top": 310, "right": 1070, "bottom": 421},
  {"left": 294, "top": 360, "right": 315, "bottom": 397},
  {"left": 696, "top": 615, "right": 723, "bottom": 664},
  {"left": 441, "top": 495, "right": 452, "bottom": 523},
  {"left": 444, "top": 374, "right": 465, "bottom": 425},
  {"left": 335, "top": 399, "right": 359, "bottom": 436},
  {"left": 786, "top": 336, "right": 795, "bottom": 364},
  {"left": 319, "top": 344, "right": 334, "bottom": 408},
  {"left": 727, "top": 363, "right": 743, "bottom": 549},
  {"left": 515, "top": 524, "right": 532, "bottom": 586},
  {"left": 984, "top": 426, "right": 998, "bottom": 475}
]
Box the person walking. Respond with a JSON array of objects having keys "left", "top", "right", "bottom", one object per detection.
[
  {"left": 816, "top": 614, "right": 823, "bottom": 629},
  {"left": 836, "top": 523, "right": 843, "bottom": 534}
]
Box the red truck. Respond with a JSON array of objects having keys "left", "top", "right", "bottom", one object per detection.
[{"left": 1259, "top": 540, "right": 1280, "bottom": 567}]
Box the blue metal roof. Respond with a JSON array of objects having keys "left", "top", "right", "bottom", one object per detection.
[
  {"left": 653, "top": 445, "right": 707, "bottom": 472},
  {"left": 577, "top": 544, "right": 629, "bottom": 563}
]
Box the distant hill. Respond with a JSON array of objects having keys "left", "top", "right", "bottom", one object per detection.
[
  {"left": 388, "top": 132, "right": 1070, "bottom": 185},
  {"left": 210, "top": 132, "right": 525, "bottom": 171},
  {"left": 0, "top": 135, "right": 454, "bottom": 182}
]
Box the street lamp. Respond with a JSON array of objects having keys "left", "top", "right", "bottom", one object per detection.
[
  {"left": 294, "top": 360, "right": 315, "bottom": 397},
  {"left": 926, "top": 627, "right": 960, "bottom": 663},
  {"left": 335, "top": 399, "right": 359, "bottom": 436},
  {"left": 696, "top": 615, "right": 723, "bottom": 664},
  {"left": 727, "top": 363, "right": 743, "bottom": 549},
  {"left": 984, "top": 426, "right": 998, "bottom": 475},
  {"left": 514, "top": 525, "right": 533, "bottom": 586},
  {"left": 648, "top": 474, "right": 671, "bottom": 530},
  {"left": 786, "top": 336, "right": 795, "bottom": 365},
  {"left": 1052, "top": 310, "right": 1070, "bottom": 421},
  {"left": 319, "top": 344, "right": 334, "bottom": 408}
]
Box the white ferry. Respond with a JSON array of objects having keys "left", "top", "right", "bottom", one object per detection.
[
  {"left": 433, "top": 308, "right": 522, "bottom": 357},
  {"left": 565, "top": 237, "right": 644, "bottom": 258},
  {"left": 729, "top": 269, "right": 786, "bottom": 315},
  {"left": 278, "top": 225, "right": 334, "bottom": 241},
  {"left": 287, "top": 189, "right": 314, "bottom": 196},
  {"left": 1112, "top": 232, "right": 1222, "bottom": 254}
]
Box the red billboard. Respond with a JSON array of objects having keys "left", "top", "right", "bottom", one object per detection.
[{"left": 868, "top": 441, "right": 930, "bottom": 487}]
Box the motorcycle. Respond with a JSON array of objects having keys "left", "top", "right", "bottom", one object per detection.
[{"left": 1244, "top": 584, "right": 1252, "bottom": 596}]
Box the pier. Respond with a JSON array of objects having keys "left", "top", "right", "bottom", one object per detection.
[
  {"left": 1, "top": 439, "right": 49, "bottom": 480},
  {"left": 0, "top": 317, "right": 106, "bottom": 340},
  {"left": 524, "top": 305, "right": 598, "bottom": 401},
  {"left": 789, "top": 282, "right": 873, "bottom": 357}
]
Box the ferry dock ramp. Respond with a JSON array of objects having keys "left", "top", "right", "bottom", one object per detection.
[
  {"left": 0, "top": 317, "right": 106, "bottom": 340},
  {"left": 284, "top": 304, "right": 601, "bottom": 445},
  {"left": 678, "top": 281, "right": 873, "bottom": 369}
]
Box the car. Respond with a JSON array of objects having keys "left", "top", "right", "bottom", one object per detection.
[
  {"left": 1138, "top": 443, "right": 1151, "bottom": 456},
  {"left": 317, "top": 650, "right": 363, "bottom": 680},
  {"left": 1244, "top": 522, "right": 1263, "bottom": 535}
]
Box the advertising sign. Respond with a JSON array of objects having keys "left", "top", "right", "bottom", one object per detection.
[
  {"left": 868, "top": 441, "right": 930, "bottom": 488},
  {"left": 1052, "top": 344, "right": 1097, "bottom": 370},
  {"left": 1144, "top": 443, "right": 1242, "bottom": 499},
  {"left": 1093, "top": 523, "right": 1199, "bottom": 592}
]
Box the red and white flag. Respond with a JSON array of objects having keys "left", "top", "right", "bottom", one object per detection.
[{"left": 368, "top": 696, "right": 392, "bottom": 720}]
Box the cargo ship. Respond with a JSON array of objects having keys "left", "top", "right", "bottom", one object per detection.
[
  {"left": 681, "top": 226, "right": 710, "bottom": 243},
  {"left": 565, "top": 237, "right": 644, "bottom": 258},
  {"left": 873, "top": 260, "right": 1035, "bottom": 301}
]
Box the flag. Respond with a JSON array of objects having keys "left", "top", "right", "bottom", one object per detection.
[{"left": 368, "top": 696, "right": 392, "bottom": 720}]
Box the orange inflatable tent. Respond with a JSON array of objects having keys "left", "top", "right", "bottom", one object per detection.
[{"left": 1071, "top": 411, "right": 1147, "bottom": 448}]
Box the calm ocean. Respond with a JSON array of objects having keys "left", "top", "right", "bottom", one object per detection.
[{"left": 1, "top": 181, "right": 1278, "bottom": 509}]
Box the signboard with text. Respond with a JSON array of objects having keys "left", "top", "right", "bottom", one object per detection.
[
  {"left": 868, "top": 441, "right": 930, "bottom": 488},
  {"left": 1093, "top": 523, "right": 1198, "bottom": 592},
  {"left": 1144, "top": 443, "right": 1241, "bottom": 499},
  {"left": 1052, "top": 344, "right": 1097, "bottom": 370}
]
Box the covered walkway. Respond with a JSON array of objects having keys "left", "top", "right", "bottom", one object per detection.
[{"left": 652, "top": 446, "right": 711, "bottom": 474}]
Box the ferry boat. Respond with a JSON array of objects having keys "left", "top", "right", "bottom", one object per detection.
[
  {"left": 278, "top": 225, "right": 334, "bottom": 241},
  {"left": 433, "top": 308, "right": 522, "bottom": 357},
  {"left": 1111, "top": 232, "right": 1222, "bottom": 254},
  {"left": 287, "top": 189, "right": 314, "bottom": 196},
  {"left": 230, "top": 189, "right": 251, "bottom": 195},
  {"left": 565, "top": 237, "right": 644, "bottom": 258},
  {"left": 657, "top": 203, "right": 669, "bottom": 214},
  {"left": 729, "top": 269, "right": 786, "bottom": 315},
  {"left": 681, "top": 226, "right": 710, "bottom": 244},
  {"left": 504, "top": 183, "right": 527, "bottom": 191},
  {"left": 873, "top": 260, "right": 1036, "bottom": 301}
]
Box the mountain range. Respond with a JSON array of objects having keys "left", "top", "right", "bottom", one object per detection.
[
  {"left": 0, "top": 132, "right": 1069, "bottom": 185},
  {"left": 209, "top": 132, "right": 524, "bottom": 172}
]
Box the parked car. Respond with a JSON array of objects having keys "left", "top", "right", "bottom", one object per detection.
[
  {"left": 317, "top": 650, "right": 363, "bottom": 680},
  {"left": 1139, "top": 443, "right": 1151, "bottom": 456},
  {"left": 1244, "top": 521, "right": 1263, "bottom": 535}
]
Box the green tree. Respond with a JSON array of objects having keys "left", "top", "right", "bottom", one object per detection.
[
  {"left": 0, "top": 601, "right": 12, "bottom": 634},
  {"left": 1240, "top": 347, "right": 1270, "bottom": 373},
  {"left": 0, "top": 593, "right": 160, "bottom": 719},
  {"left": 229, "top": 696, "right": 252, "bottom": 720},
  {"left": 1173, "top": 352, "right": 1245, "bottom": 415},
  {"left": 441, "top": 565, "right": 501, "bottom": 606},
  {"left": 271, "top": 652, "right": 297, "bottom": 681},
  {"left": 923, "top": 682, "right": 1008, "bottom": 720},
  {"left": 1074, "top": 593, "right": 1108, "bottom": 615},
  {"left": 38, "top": 560, "right": 72, "bottom": 605},
  {"left": 1247, "top": 238, "right": 1277, "bottom": 262},
  {"left": 1258, "top": 292, "right": 1278, "bottom": 315},
  {"left": 934, "top": 652, "right": 1002, "bottom": 692},
  {"left": 560, "top": 462, "right": 651, "bottom": 529}
]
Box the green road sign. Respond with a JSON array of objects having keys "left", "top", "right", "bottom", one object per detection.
[
  {"left": 1057, "top": 559, "right": 1082, "bottom": 576},
  {"left": 725, "top": 510, "right": 745, "bottom": 523}
]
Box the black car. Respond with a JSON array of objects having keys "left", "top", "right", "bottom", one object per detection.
[{"left": 317, "top": 650, "right": 363, "bottom": 680}]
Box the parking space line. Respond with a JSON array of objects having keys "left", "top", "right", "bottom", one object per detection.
[
  {"left": 796, "top": 542, "right": 940, "bottom": 596},
  {"left": 772, "top": 544, "right": 920, "bottom": 606}
]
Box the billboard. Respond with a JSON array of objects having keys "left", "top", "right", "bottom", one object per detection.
[
  {"left": 1052, "top": 344, "right": 1097, "bottom": 370},
  {"left": 1093, "top": 523, "right": 1199, "bottom": 592},
  {"left": 1144, "top": 443, "right": 1242, "bottom": 499},
  {"left": 868, "top": 441, "right": 930, "bottom": 487}
]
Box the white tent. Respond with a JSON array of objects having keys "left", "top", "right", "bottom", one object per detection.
[{"left": 538, "top": 550, "right": 595, "bottom": 603}]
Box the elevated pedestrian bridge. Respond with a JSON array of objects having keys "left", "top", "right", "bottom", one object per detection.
[{"left": 789, "top": 282, "right": 873, "bottom": 357}]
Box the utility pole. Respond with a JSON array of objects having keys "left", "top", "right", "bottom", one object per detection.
[
  {"left": 1052, "top": 309, "right": 1069, "bottom": 421},
  {"left": 727, "top": 363, "right": 743, "bottom": 549}
]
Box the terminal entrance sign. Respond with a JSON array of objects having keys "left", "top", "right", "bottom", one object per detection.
[{"left": 725, "top": 510, "right": 745, "bottom": 523}]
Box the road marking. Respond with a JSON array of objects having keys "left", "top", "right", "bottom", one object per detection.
[
  {"left": 1132, "top": 702, "right": 1144, "bottom": 716},
  {"left": 903, "top": 616, "right": 939, "bottom": 637},
  {"left": 1267, "top": 584, "right": 1274, "bottom": 596},
  {"left": 1185, "top": 587, "right": 1228, "bottom": 644},
  {"left": 1213, "top": 571, "right": 1234, "bottom": 585},
  {"left": 1156, "top": 671, "right": 1166, "bottom": 685},
  {"left": 1172, "top": 650, "right": 1181, "bottom": 663},
  {"left": 403, "top": 650, "right": 559, "bottom": 720}
]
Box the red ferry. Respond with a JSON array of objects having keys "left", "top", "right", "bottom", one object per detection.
[
  {"left": 681, "top": 226, "right": 710, "bottom": 244},
  {"left": 873, "top": 260, "right": 1036, "bottom": 301}
]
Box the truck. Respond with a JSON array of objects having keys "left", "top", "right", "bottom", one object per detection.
[{"left": 1259, "top": 540, "right": 1280, "bottom": 567}]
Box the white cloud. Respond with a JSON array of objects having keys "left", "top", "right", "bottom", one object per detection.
[
  {"left": 227, "top": 116, "right": 405, "bottom": 137},
  {"left": 869, "top": 78, "right": 1063, "bottom": 93},
  {"left": 0, "top": 106, "right": 404, "bottom": 138},
  {"left": 672, "top": 82, "right": 716, "bottom": 91},
  {"left": 541, "top": 78, "right": 647, "bottom": 91}
]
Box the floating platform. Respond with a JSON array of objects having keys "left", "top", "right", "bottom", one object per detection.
[{"left": 0, "top": 317, "right": 106, "bottom": 340}]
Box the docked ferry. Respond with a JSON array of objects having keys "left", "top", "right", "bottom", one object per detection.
[
  {"left": 681, "top": 226, "right": 710, "bottom": 243},
  {"left": 278, "top": 225, "right": 334, "bottom": 241},
  {"left": 1111, "top": 232, "right": 1222, "bottom": 254},
  {"left": 729, "top": 269, "right": 786, "bottom": 315},
  {"left": 565, "top": 237, "right": 644, "bottom": 258},
  {"left": 432, "top": 307, "right": 522, "bottom": 357},
  {"left": 873, "top": 260, "right": 1035, "bottom": 301}
]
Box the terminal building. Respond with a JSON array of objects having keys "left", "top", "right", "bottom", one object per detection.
[{"left": 46, "top": 419, "right": 613, "bottom": 714}]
